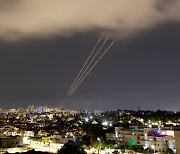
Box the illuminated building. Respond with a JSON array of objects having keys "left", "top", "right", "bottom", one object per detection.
[
  {"left": 106, "top": 126, "right": 176, "bottom": 152},
  {"left": 27, "top": 105, "right": 34, "bottom": 113}
]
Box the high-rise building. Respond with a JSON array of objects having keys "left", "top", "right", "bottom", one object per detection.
[
  {"left": 35, "top": 106, "right": 43, "bottom": 113},
  {"left": 27, "top": 105, "right": 34, "bottom": 113}
]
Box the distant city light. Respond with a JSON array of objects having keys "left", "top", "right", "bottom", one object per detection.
[
  {"left": 85, "top": 118, "right": 89, "bottom": 122},
  {"left": 102, "top": 121, "right": 108, "bottom": 126}
]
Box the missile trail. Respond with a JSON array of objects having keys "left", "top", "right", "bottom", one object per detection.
[
  {"left": 69, "top": 38, "right": 118, "bottom": 95},
  {"left": 69, "top": 38, "right": 117, "bottom": 95},
  {"left": 67, "top": 31, "right": 106, "bottom": 95},
  {"left": 68, "top": 36, "right": 109, "bottom": 95}
]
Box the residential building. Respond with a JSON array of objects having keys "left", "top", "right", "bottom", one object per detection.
[{"left": 106, "top": 126, "right": 176, "bottom": 152}]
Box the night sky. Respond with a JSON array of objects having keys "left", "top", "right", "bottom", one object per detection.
[{"left": 0, "top": 1, "right": 180, "bottom": 111}]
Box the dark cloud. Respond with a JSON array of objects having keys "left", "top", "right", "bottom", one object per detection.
[
  {"left": 0, "top": 0, "right": 180, "bottom": 41},
  {"left": 155, "top": 0, "right": 176, "bottom": 12}
]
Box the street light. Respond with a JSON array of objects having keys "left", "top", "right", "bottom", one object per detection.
[
  {"left": 97, "top": 137, "right": 101, "bottom": 154},
  {"left": 151, "top": 145, "right": 155, "bottom": 153}
]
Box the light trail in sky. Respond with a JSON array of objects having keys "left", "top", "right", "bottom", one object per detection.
[
  {"left": 67, "top": 31, "right": 106, "bottom": 95},
  {"left": 68, "top": 36, "right": 109, "bottom": 95},
  {"left": 69, "top": 37, "right": 118, "bottom": 95}
]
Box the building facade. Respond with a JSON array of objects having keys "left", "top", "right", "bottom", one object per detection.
[
  {"left": 174, "top": 130, "right": 180, "bottom": 154},
  {"left": 106, "top": 127, "right": 176, "bottom": 152}
]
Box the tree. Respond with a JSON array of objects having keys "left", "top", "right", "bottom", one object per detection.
[
  {"left": 81, "top": 135, "right": 91, "bottom": 146},
  {"left": 6, "top": 150, "right": 50, "bottom": 153},
  {"left": 104, "top": 140, "right": 116, "bottom": 149},
  {"left": 165, "top": 148, "right": 174, "bottom": 154},
  {"left": 57, "top": 141, "right": 87, "bottom": 154}
]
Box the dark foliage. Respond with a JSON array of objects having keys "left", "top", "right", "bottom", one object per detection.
[
  {"left": 5, "top": 150, "right": 51, "bottom": 154},
  {"left": 57, "top": 141, "right": 87, "bottom": 154}
]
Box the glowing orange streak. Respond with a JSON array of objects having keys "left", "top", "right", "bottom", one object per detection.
[
  {"left": 67, "top": 31, "right": 106, "bottom": 95},
  {"left": 68, "top": 36, "right": 109, "bottom": 95},
  {"left": 69, "top": 38, "right": 118, "bottom": 95}
]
